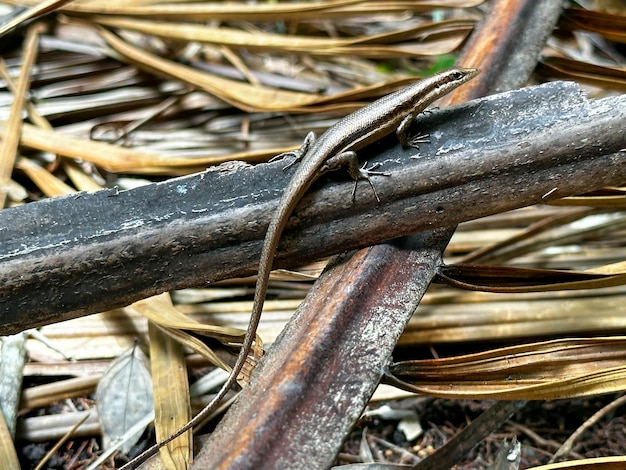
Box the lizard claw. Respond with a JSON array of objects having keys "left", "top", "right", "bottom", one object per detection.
[
  {"left": 408, "top": 132, "right": 430, "bottom": 148},
  {"left": 352, "top": 161, "right": 391, "bottom": 202}
]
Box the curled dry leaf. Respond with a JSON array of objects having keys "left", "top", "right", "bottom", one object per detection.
[{"left": 387, "top": 337, "right": 626, "bottom": 400}]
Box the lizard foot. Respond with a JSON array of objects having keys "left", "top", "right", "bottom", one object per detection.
[
  {"left": 408, "top": 132, "right": 430, "bottom": 148},
  {"left": 352, "top": 161, "right": 391, "bottom": 202}
]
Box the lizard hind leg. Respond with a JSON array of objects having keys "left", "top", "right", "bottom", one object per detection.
[
  {"left": 324, "top": 150, "right": 389, "bottom": 203},
  {"left": 351, "top": 161, "right": 390, "bottom": 202}
]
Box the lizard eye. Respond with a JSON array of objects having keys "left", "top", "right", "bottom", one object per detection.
[{"left": 451, "top": 70, "right": 464, "bottom": 80}]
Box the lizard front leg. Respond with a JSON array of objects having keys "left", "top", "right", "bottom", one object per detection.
[
  {"left": 396, "top": 113, "right": 430, "bottom": 148},
  {"left": 270, "top": 131, "right": 317, "bottom": 170}
]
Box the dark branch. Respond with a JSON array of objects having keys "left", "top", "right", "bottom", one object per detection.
[{"left": 1, "top": 81, "right": 625, "bottom": 333}]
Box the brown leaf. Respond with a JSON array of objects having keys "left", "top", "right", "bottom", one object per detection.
[{"left": 387, "top": 337, "right": 626, "bottom": 399}]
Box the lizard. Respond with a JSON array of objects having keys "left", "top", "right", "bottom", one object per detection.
[{"left": 122, "top": 67, "right": 479, "bottom": 469}]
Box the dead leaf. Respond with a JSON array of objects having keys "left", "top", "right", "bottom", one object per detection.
[{"left": 96, "top": 343, "right": 153, "bottom": 454}]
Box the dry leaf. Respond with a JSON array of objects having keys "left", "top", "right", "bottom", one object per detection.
[
  {"left": 0, "top": 25, "right": 40, "bottom": 207},
  {"left": 2, "top": 0, "right": 486, "bottom": 22},
  {"left": 148, "top": 322, "right": 191, "bottom": 469},
  {"left": 528, "top": 456, "right": 626, "bottom": 469},
  {"left": 437, "top": 263, "right": 626, "bottom": 293},
  {"left": 0, "top": 413, "right": 19, "bottom": 470},
  {"left": 96, "top": 343, "right": 154, "bottom": 454},
  {"left": 538, "top": 57, "right": 626, "bottom": 91},
  {"left": 388, "top": 337, "right": 626, "bottom": 400}
]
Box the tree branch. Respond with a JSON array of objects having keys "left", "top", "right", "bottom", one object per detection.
[{"left": 1, "top": 81, "right": 625, "bottom": 333}]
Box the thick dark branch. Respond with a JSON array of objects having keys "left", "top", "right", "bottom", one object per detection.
[{"left": 1, "top": 81, "right": 625, "bottom": 334}]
